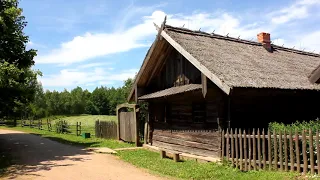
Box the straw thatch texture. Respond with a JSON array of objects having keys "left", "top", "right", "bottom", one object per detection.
[{"left": 165, "top": 26, "right": 320, "bottom": 90}]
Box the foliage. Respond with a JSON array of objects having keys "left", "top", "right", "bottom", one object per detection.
[
  {"left": 0, "top": 0, "right": 40, "bottom": 118},
  {"left": 27, "top": 78, "right": 134, "bottom": 119},
  {"left": 117, "top": 149, "right": 299, "bottom": 180},
  {"left": 0, "top": 126, "right": 134, "bottom": 149},
  {"left": 269, "top": 118, "right": 320, "bottom": 133}
]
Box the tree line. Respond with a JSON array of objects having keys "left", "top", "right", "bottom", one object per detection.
[{"left": 27, "top": 79, "right": 133, "bottom": 119}]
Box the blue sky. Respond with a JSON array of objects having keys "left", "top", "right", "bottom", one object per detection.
[{"left": 20, "top": 0, "right": 320, "bottom": 91}]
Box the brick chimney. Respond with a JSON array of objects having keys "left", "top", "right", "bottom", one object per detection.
[{"left": 257, "top": 32, "right": 272, "bottom": 52}]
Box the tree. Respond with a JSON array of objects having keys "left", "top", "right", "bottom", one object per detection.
[{"left": 0, "top": 0, "right": 40, "bottom": 118}]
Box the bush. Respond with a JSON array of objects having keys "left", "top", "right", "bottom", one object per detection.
[
  {"left": 269, "top": 118, "right": 320, "bottom": 133},
  {"left": 55, "top": 120, "right": 70, "bottom": 134}
]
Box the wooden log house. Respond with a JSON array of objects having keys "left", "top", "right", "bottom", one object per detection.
[{"left": 127, "top": 21, "right": 320, "bottom": 158}]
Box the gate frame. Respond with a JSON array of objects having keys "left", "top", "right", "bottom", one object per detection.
[{"left": 116, "top": 103, "right": 139, "bottom": 146}]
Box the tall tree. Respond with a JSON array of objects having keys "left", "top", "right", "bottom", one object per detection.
[{"left": 0, "top": 0, "right": 40, "bottom": 118}]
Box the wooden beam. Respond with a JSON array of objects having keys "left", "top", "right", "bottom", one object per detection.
[
  {"left": 160, "top": 30, "right": 231, "bottom": 95},
  {"left": 309, "top": 64, "right": 320, "bottom": 84},
  {"left": 201, "top": 73, "right": 207, "bottom": 98},
  {"left": 134, "top": 106, "right": 139, "bottom": 147}
]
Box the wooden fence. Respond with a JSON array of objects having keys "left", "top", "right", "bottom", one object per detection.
[
  {"left": 95, "top": 121, "right": 117, "bottom": 139},
  {"left": 222, "top": 128, "right": 320, "bottom": 175}
]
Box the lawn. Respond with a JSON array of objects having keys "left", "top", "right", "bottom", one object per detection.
[
  {"left": 0, "top": 126, "right": 133, "bottom": 149},
  {"left": 117, "top": 149, "right": 300, "bottom": 180},
  {"left": 49, "top": 114, "right": 117, "bottom": 127}
]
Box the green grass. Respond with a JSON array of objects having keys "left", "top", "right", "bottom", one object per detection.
[
  {"left": 0, "top": 126, "right": 133, "bottom": 149},
  {"left": 49, "top": 115, "right": 117, "bottom": 127},
  {"left": 117, "top": 149, "right": 300, "bottom": 180}
]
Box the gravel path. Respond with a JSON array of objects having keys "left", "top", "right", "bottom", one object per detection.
[{"left": 0, "top": 129, "right": 166, "bottom": 180}]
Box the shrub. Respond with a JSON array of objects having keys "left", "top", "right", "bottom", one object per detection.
[{"left": 55, "top": 120, "right": 70, "bottom": 134}]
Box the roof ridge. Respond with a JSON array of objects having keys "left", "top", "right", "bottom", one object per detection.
[{"left": 164, "top": 25, "right": 320, "bottom": 58}]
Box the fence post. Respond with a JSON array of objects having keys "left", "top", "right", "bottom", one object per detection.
[
  {"left": 226, "top": 129, "right": 229, "bottom": 161},
  {"left": 302, "top": 130, "right": 307, "bottom": 175},
  {"left": 279, "top": 131, "right": 283, "bottom": 171},
  {"left": 231, "top": 129, "right": 234, "bottom": 165},
  {"left": 235, "top": 128, "right": 239, "bottom": 168},
  {"left": 316, "top": 130, "right": 320, "bottom": 174},
  {"left": 76, "top": 122, "right": 78, "bottom": 136},
  {"left": 221, "top": 129, "right": 225, "bottom": 160},
  {"left": 258, "top": 129, "right": 261, "bottom": 169},
  {"left": 289, "top": 130, "right": 294, "bottom": 172},
  {"left": 268, "top": 129, "right": 271, "bottom": 171},
  {"left": 248, "top": 129, "right": 251, "bottom": 171},
  {"left": 239, "top": 129, "right": 243, "bottom": 171},
  {"left": 274, "top": 130, "right": 278, "bottom": 170},
  {"left": 295, "top": 130, "right": 300, "bottom": 173},
  {"left": 284, "top": 130, "right": 288, "bottom": 171},
  {"left": 262, "top": 129, "right": 266, "bottom": 170},
  {"left": 253, "top": 129, "right": 256, "bottom": 170},
  {"left": 79, "top": 122, "right": 82, "bottom": 136},
  {"left": 244, "top": 130, "right": 247, "bottom": 171},
  {"left": 309, "top": 129, "right": 314, "bottom": 175}
]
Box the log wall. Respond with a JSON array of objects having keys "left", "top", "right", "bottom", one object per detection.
[{"left": 152, "top": 129, "right": 221, "bottom": 157}]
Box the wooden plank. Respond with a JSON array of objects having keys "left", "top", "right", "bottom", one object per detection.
[
  {"left": 134, "top": 106, "right": 139, "bottom": 146},
  {"left": 279, "top": 131, "right": 283, "bottom": 171},
  {"left": 231, "top": 129, "right": 234, "bottom": 165},
  {"left": 253, "top": 129, "right": 256, "bottom": 171},
  {"left": 248, "top": 129, "right": 252, "bottom": 171},
  {"left": 317, "top": 131, "right": 320, "bottom": 174},
  {"left": 244, "top": 130, "right": 247, "bottom": 171},
  {"left": 258, "top": 129, "right": 261, "bottom": 169},
  {"left": 295, "top": 130, "right": 301, "bottom": 173},
  {"left": 302, "top": 130, "right": 307, "bottom": 174},
  {"left": 239, "top": 129, "right": 243, "bottom": 171},
  {"left": 201, "top": 73, "right": 207, "bottom": 98},
  {"left": 289, "top": 130, "right": 294, "bottom": 172},
  {"left": 160, "top": 30, "right": 231, "bottom": 94},
  {"left": 284, "top": 131, "right": 288, "bottom": 171},
  {"left": 268, "top": 129, "right": 272, "bottom": 171},
  {"left": 226, "top": 129, "right": 229, "bottom": 161},
  {"left": 262, "top": 129, "right": 266, "bottom": 170},
  {"left": 235, "top": 129, "right": 239, "bottom": 168},
  {"left": 153, "top": 135, "right": 219, "bottom": 151},
  {"left": 222, "top": 130, "right": 225, "bottom": 159},
  {"left": 310, "top": 129, "right": 315, "bottom": 175},
  {"left": 274, "top": 130, "right": 278, "bottom": 170}
]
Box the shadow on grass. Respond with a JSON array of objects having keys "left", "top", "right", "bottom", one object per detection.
[{"left": 0, "top": 131, "right": 95, "bottom": 179}]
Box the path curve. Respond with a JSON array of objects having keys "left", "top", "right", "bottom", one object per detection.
[{"left": 0, "top": 129, "right": 166, "bottom": 180}]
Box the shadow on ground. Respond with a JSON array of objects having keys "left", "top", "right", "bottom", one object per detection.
[{"left": 0, "top": 130, "right": 95, "bottom": 179}]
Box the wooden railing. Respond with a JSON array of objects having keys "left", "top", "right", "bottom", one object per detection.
[{"left": 221, "top": 128, "right": 320, "bottom": 175}]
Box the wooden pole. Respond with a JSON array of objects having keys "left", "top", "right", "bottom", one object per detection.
[
  {"left": 248, "top": 129, "right": 252, "bottom": 171},
  {"left": 279, "top": 131, "right": 283, "bottom": 171},
  {"left": 295, "top": 130, "right": 301, "bottom": 173},
  {"left": 262, "top": 129, "right": 266, "bottom": 170},
  {"left": 309, "top": 129, "right": 314, "bottom": 175},
  {"left": 144, "top": 113, "right": 148, "bottom": 144},
  {"left": 284, "top": 131, "right": 288, "bottom": 171},
  {"left": 239, "top": 129, "right": 243, "bottom": 171},
  {"left": 289, "top": 130, "right": 294, "bottom": 172},
  {"left": 274, "top": 130, "right": 278, "bottom": 170},
  {"left": 221, "top": 129, "right": 225, "bottom": 160},
  {"left": 268, "top": 129, "right": 272, "bottom": 171},
  {"left": 134, "top": 106, "right": 139, "bottom": 147},
  {"left": 76, "top": 122, "right": 78, "bottom": 136},
  {"left": 231, "top": 129, "right": 234, "bottom": 165},
  {"left": 244, "top": 130, "right": 247, "bottom": 171},
  {"left": 302, "top": 130, "right": 307, "bottom": 175},
  {"left": 253, "top": 129, "right": 256, "bottom": 170},
  {"left": 117, "top": 107, "right": 121, "bottom": 140},
  {"left": 235, "top": 128, "right": 239, "bottom": 168},
  {"left": 317, "top": 131, "right": 320, "bottom": 174},
  {"left": 226, "top": 129, "right": 229, "bottom": 161},
  {"left": 258, "top": 129, "right": 261, "bottom": 169}
]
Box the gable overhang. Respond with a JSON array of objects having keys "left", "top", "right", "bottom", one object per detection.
[
  {"left": 127, "top": 25, "right": 232, "bottom": 102},
  {"left": 309, "top": 64, "right": 320, "bottom": 84}
]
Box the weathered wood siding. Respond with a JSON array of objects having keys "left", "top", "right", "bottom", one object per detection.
[
  {"left": 119, "top": 112, "right": 136, "bottom": 142},
  {"left": 152, "top": 129, "right": 221, "bottom": 157}
]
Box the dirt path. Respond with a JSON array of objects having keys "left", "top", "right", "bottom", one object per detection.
[{"left": 0, "top": 129, "right": 167, "bottom": 180}]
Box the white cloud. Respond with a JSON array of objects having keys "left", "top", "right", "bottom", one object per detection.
[
  {"left": 39, "top": 68, "right": 137, "bottom": 87},
  {"left": 76, "top": 62, "right": 111, "bottom": 69},
  {"left": 270, "top": 0, "right": 320, "bottom": 24}
]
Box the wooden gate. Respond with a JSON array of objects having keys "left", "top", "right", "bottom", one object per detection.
[{"left": 117, "top": 103, "right": 139, "bottom": 146}]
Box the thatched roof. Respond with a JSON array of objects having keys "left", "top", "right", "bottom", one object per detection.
[
  {"left": 138, "top": 84, "right": 201, "bottom": 100},
  {"left": 165, "top": 25, "right": 320, "bottom": 90}
]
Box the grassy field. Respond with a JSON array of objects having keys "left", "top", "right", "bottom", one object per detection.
[
  {"left": 49, "top": 115, "right": 117, "bottom": 126},
  {"left": 117, "top": 149, "right": 300, "bottom": 180}
]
